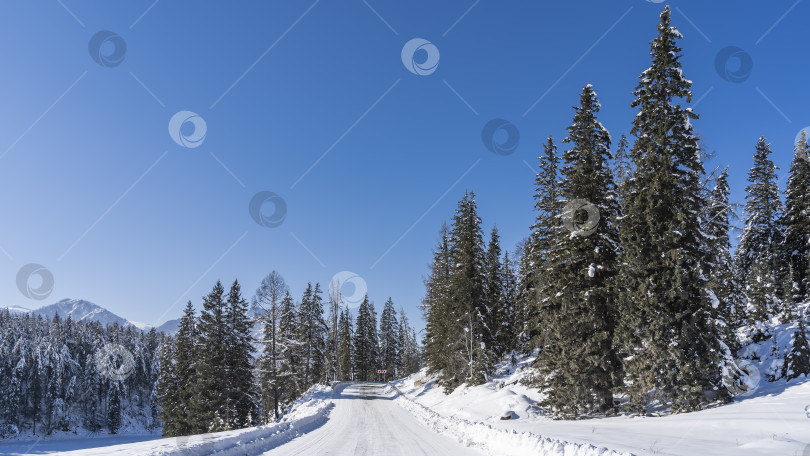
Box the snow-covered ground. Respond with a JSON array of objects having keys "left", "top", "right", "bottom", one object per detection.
[
  {"left": 392, "top": 356, "right": 810, "bottom": 456},
  {"left": 0, "top": 383, "right": 336, "bottom": 456},
  {"left": 6, "top": 361, "right": 808, "bottom": 455}
]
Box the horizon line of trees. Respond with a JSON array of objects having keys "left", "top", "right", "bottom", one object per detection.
[{"left": 422, "top": 6, "right": 810, "bottom": 419}]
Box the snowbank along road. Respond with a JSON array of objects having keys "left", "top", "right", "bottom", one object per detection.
[{"left": 261, "top": 382, "right": 481, "bottom": 455}]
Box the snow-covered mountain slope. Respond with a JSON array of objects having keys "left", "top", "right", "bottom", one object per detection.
[
  {"left": 0, "top": 305, "right": 32, "bottom": 315},
  {"left": 392, "top": 356, "right": 810, "bottom": 456},
  {"left": 32, "top": 299, "right": 131, "bottom": 327},
  {"left": 1, "top": 299, "right": 178, "bottom": 334}
]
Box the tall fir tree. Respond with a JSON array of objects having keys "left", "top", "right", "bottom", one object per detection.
[
  {"left": 192, "top": 281, "right": 229, "bottom": 432},
  {"left": 326, "top": 288, "right": 341, "bottom": 383},
  {"left": 617, "top": 6, "right": 728, "bottom": 413},
  {"left": 225, "top": 280, "right": 255, "bottom": 429},
  {"left": 156, "top": 340, "right": 179, "bottom": 437},
  {"left": 706, "top": 169, "right": 744, "bottom": 351},
  {"left": 422, "top": 224, "right": 456, "bottom": 384},
  {"left": 522, "top": 138, "right": 561, "bottom": 351},
  {"left": 379, "top": 298, "right": 400, "bottom": 377},
  {"left": 337, "top": 306, "right": 354, "bottom": 381},
  {"left": 297, "top": 283, "right": 328, "bottom": 386},
  {"left": 158, "top": 301, "right": 198, "bottom": 436},
  {"left": 499, "top": 251, "right": 519, "bottom": 359},
  {"left": 513, "top": 238, "right": 533, "bottom": 353},
  {"left": 353, "top": 295, "right": 379, "bottom": 381},
  {"left": 613, "top": 133, "right": 632, "bottom": 191},
  {"left": 782, "top": 132, "right": 810, "bottom": 306},
  {"left": 277, "top": 292, "right": 302, "bottom": 409},
  {"left": 397, "top": 309, "right": 421, "bottom": 376},
  {"left": 449, "top": 191, "right": 492, "bottom": 386},
  {"left": 483, "top": 226, "right": 505, "bottom": 357},
  {"left": 735, "top": 137, "right": 785, "bottom": 328},
  {"left": 533, "top": 85, "right": 621, "bottom": 418}
]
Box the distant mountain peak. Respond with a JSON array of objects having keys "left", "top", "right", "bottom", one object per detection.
[{"left": 1, "top": 298, "right": 179, "bottom": 334}]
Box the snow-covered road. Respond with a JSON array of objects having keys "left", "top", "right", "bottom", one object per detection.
[{"left": 261, "top": 383, "right": 481, "bottom": 455}]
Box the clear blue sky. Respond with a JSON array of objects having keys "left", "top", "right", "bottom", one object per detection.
[{"left": 0, "top": 1, "right": 806, "bottom": 331}]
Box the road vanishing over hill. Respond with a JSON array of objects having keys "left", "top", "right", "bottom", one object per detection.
[{"left": 261, "top": 383, "right": 481, "bottom": 455}]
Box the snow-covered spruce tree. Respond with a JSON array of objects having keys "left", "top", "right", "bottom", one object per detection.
[
  {"left": 326, "top": 286, "right": 341, "bottom": 383},
  {"left": 379, "top": 298, "right": 400, "bottom": 377},
  {"left": 783, "top": 312, "right": 810, "bottom": 380},
  {"left": 192, "top": 281, "right": 229, "bottom": 432},
  {"left": 107, "top": 383, "right": 122, "bottom": 434},
  {"left": 353, "top": 295, "right": 379, "bottom": 381},
  {"left": 735, "top": 137, "right": 785, "bottom": 330},
  {"left": 706, "top": 168, "right": 744, "bottom": 351},
  {"left": 311, "top": 284, "right": 328, "bottom": 383},
  {"left": 156, "top": 338, "right": 179, "bottom": 436},
  {"left": 617, "top": 6, "right": 728, "bottom": 413},
  {"left": 522, "top": 137, "right": 560, "bottom": 352},
  {"left": 450, "top": 191, "right": 493, "bottom": 386},
  {"left": 499, "top": 250, "right": 519, "bottom": 359},
  {"left": 225, "top": 280, "right": 256, "bottom": 429},
  {"left": 338, "top": 306, "right": 354, "bottom": 381},
  {"left": 613, "top": 133, "right": 632, "bottom": 192},
  {"left": 278, "top": 292, "right": 303, "bottom": 409},
  {"left": 422, "top": 223, "right": 458, "bottom": 385},
  {"left": 158, "top": 301, "right": 198, "bottom": 436},
  {"left": 407, "top": 327, "right": 421, "bottom": 374},
  {"left": 253, "top": 271, "right": 288, "bottom": 422},
  {"left": 513, "top": 238, "right": 533, "bottom": 353},
  {"left": 782, "top": 132, "right": 810, "bottom": 306},
  {"left": 297, "top": 283, "right": 328, "bottom": 386},
  {"left": 397, "top": 309, "right": 421, "bottom": 376},
  {"left": 484, "top": 226, "right": 505, "bottom": 357},
  {"left": 533, "top": 85, "right": 621, "bottom": 418}
]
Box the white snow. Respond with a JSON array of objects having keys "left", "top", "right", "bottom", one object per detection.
[
  {"left": 392, "top": 354, "right": 810, "bottom": 456},
  {"left": 388, "top": 381, "right": 631, "bottom": 456},
  {"left": 9, "top": 352, "right": 810, "bottom": 455},
  {"left": 3, "top": 384, "right": 336, "bottom": 456},
  {"left": 4, "top": 383, "right": 480, "bottom": 456}
]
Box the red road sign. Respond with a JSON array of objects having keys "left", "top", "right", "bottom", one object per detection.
[{"left": 376, "top": 370, "right": 387, "bottom": 373}]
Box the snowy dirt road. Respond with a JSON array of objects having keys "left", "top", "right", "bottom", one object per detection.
[{"left": 261, "top": 383, "right": 481, "bottom": 455}]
